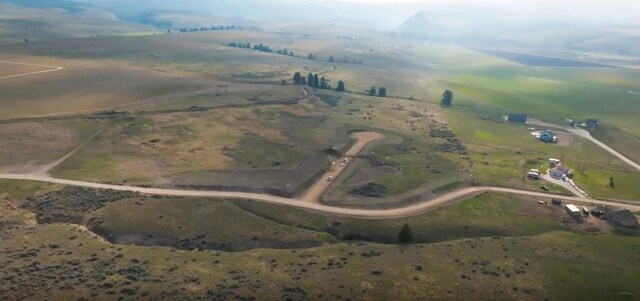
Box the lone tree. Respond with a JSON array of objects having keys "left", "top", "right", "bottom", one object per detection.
[
  {"left": 609, "top": 177, "right": 615, "bottom": 189},
  {"left": 369, "top": 87, "right": 377, "bottom": 96},
  {"left": 398, "top": 224, "right": 413, "bottom": 244},
  {"left": 441, "top": 89, "right": 453, "bottom": 107},
  {"left": 378, "top": 87, "right": 387, "bottom": 97},
  {"left": 336, "top": 80, "right": 345, "bottom": 92},
  {"left": 329, "top": 56, "right": 334, "bottom": 62}
]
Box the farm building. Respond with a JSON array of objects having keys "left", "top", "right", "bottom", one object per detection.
[
  {"left": 565, "top": 204, "right": 584, "bottom": 222},
  {"left": 583, "top": 119, "right": 601, "bottom": 129},
  {"left": 507, "top": 113, "right": 528, "bottom": 123},
  {"left": 604, "top": 210, "right": 638, "bottom": 227},
  {"left": 549, "top": 163, "right": 571, "bottom": 179},
  {"left": 539, "top": 130, "right": 557, "bottom": 143}
]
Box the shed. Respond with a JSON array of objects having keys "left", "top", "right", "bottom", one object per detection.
[
  {"left": 604, "top": 210, "right": 638, "bottom": 227},
  {"left": 584, "top": 119, "right": 601, "bottom": 129},
  {"left": 507, "top": 113, "right": 528, "bottom": 123},
  {"left": 552, "top": 199, "right": 562, "bottom": 206},
  {"left": 550, "top": 164, "right": 570, "bottom": 179}
]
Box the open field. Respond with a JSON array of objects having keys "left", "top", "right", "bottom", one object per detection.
[{"left": 475, "top": 48, "right": 619, "bottom": 68}]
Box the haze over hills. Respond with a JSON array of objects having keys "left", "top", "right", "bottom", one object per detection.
[{"left": 3, "top": 0, "right": 637, "bottom": 59}]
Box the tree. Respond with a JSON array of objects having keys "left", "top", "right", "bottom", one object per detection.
[
  {"left": 308, "top": 53, "right": 314, "bottom": 60},
  {"left": 441, "top": 89, "right": 453, "bottom": 107},
  {"left": 369, "top": 87, "right": 377, "bottom": 96},
  {"left": 293, "top": 72, "right": 302, "bottom": 85},
  {"left": 336, "top": 80, "right": 345, "bottom": 92},
  {"left": 329, "top": 56, "right": 334, "bottom": 63},
  {"left": 281, "top": 80, "right": 286, "bottom": 86},
  {"left": 301, "top": 77, "right": 307, "bottom": 85},
  {"left": 320, "top": 76, "right": 327, "bottom": 89},
  {"left": 289, "top": 51, "right": 294, "bottom": 57},
  {"left": 24, "top": 38, "right": 28, "bottom": 43},
  {"left": 378, "top": 87, "right": 387, "bottom": 97},
  {"left": 398, "top": 224, "right": 413, "bottom": 244},
  {"left": 307, "top": 73, "right": 314, "bottom": 87},
  {"left": 609, "top": 177, "right": 615, "bottom": 189},
  {"left": 313, "top": 74, "right": 320, "bottom": 88}
]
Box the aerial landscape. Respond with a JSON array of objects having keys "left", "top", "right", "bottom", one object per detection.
[{"left": 1, "top": 0, "right": 640, "bottom": 300}]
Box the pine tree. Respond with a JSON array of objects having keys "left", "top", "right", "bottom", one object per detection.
[
  {"left": 369, "top": 87, "right": 377, "bottom": 96},
  {"left": 329, "top": 56, "right": 334, "bottom": 62},
  {"left": 398, "top": 224, "right": 413, "bottom": 244},
  {"left": 320, "top": 77, "right": 327, "bottom": 89},
  {"left": 336, "top": 81, "right": 345, "bottom": 92},
  {"left": 313, "top": 74, "right": 320, "bottom": 88},
  {"left": 307, "top": 73, "right": 314, "bottom": 87},
  {"left": 378, "top": 87, "right": 387, "bottom": 97},
  {"left": 293, "top": 72, "right": 302, "bottom": 85},
  {"left": 441, "top": 89, "right": 453, "bottom": 107}
]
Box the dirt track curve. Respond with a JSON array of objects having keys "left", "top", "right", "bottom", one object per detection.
[
  {"left": 0, "top": 59, "right": 64, "bottom": 80},
  {"left": 1, "top": 173, "right": 638, "bottom": 218}
]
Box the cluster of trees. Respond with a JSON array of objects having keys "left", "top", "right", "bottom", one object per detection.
[
  {"left": 178, "top": 25, "right": 238, "bottom": 33},
  {"left": 292, "top": 72, "right": 345, "bottom": 92},
  {"left": 441, "top": 89, "right": 453, "bottom": 107},
  {"left": 306, "top": 53, "right": 363, "bottom": 65},
  {"left": 228, "top": 43, "right": 295, "bottom": 56},
  {"left": 368, "top": 86, "right": 387, "bottom": 97},
  {"left": 329, "top": 55, "right": 363, "bottom": 65}
]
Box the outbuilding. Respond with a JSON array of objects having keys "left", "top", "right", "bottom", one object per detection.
[
  {"left": 507, "top": 113, "right": 528, "bottom": 123},
  {"left": 604, "top": 210, "right": 638, "bottom": 227}
]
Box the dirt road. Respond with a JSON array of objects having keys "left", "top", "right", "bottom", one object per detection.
[
  {"left": 567, "top": 127, "right": 640, "bottom": 172},
  {"left": 528, "top": 119, "right": 640, "bottom": 172},
  {"left": 0, "top": 59, "right": 64, "bottom": 80},
  {"left": 1, "top": 173, "right": 638, "bottom": 218},
  {"left": 300, "top": 132, "right": 385, "bottom": 203}
]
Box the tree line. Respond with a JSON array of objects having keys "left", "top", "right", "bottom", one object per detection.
[
  {"left": 307, "top": 53, "right": 363, "bottom": 65},
  {"left": 292, "top": 72, "right": 345, "bottom": 92},
  {"left": 178, "top": 25, "right": 239, "bottom": 33},
  {"left": 227, "top": 43, "right": 294, "bottom": 57}
]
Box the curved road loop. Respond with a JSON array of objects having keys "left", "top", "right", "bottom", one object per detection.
[{"left": 0, "top": 59, "right": 64, "bottom": 80}]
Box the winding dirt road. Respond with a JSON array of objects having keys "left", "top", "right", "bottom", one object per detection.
[
  {"left": 0, "top": 59, "right": 64, "bottom": 80},
  {"left": 1, "top": 173, "right": 638, "bottom": 218}
]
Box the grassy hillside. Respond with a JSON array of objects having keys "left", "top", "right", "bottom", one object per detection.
[
  {"left": 0, "top": 2, "right": 151, "bottom": 45},
  {"left": 2, "top": 179, "right": 639, "bottom": 300}
]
